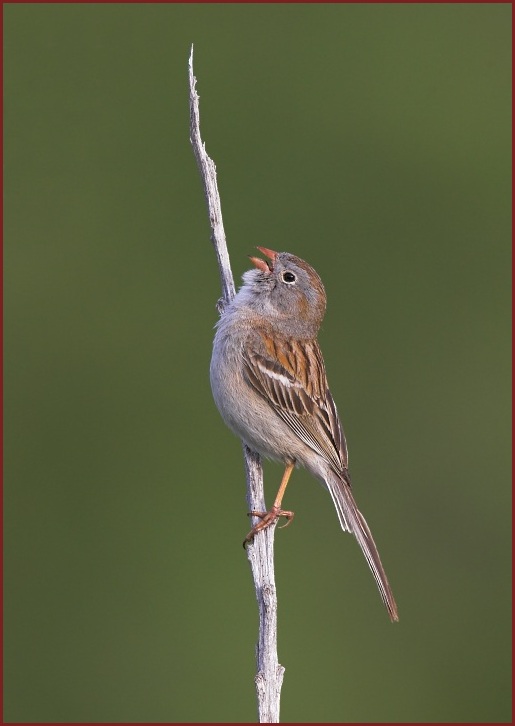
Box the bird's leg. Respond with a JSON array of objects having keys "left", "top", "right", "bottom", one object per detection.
[{"left": 243, "top": 462, "right": 295, "bottom": 547}]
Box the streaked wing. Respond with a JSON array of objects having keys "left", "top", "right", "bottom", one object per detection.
[{"left": 243, "top": 333, "right": 348, "bottom": 474}]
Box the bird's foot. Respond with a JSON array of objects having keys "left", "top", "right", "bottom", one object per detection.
[{"left": 243, "top": 505, "right": 295, "bottom": 547}]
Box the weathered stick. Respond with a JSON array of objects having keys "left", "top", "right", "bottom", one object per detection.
[{"left": 188, "top": 47, "right": 284, "bottom": 723}]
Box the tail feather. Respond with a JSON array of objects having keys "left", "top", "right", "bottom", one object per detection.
[{"left": 326, "top": 471, "right": 399, "bottom": 622}]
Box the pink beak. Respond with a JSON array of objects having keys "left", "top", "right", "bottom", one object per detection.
[{"left": 249, "top": 246, "right": 278, "bottom": 272}]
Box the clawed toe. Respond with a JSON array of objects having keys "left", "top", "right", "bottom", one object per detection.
[
  {"left": 243, "top": 506, "right": 295, "bottom": 547},
  {"left": 277, "top": 511, "right": 295, "bottom": 529}
]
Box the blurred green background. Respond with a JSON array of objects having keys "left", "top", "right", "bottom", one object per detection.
[{"left": 4, "top": 3, "right": 511, "bottom": 723}]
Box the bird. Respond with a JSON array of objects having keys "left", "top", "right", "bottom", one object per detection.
[{"left": 210, "top": 246, "right": 398, "bottom": 622}]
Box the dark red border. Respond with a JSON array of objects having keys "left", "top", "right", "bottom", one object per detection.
[{"left": 1, "top": 1, "right": 512, "bottom": 725}]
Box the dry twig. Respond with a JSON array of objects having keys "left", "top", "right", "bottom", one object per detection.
[{"left": 188, "top": 46, "right": 285, "bottom": 723}]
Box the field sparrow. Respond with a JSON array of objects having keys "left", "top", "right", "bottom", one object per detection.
[{"left": 210, "top": 247, "right": 398, "bottom": 621}]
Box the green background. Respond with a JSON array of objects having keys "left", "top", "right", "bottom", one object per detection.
[{"left": 4, "top": 3, "right": 511, "bottom": 723}]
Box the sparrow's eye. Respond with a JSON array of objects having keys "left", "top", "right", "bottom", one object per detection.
[{"left": 282, "top": 271, "right": 296, "bottom": 284}]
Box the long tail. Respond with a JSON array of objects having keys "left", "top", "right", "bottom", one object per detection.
[{"left": 326, "top": 470, "right": 399, "bottom": 622}]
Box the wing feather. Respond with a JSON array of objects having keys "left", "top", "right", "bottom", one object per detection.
[{"left": 242, "top": 333, "right": 348, "bottom": 474}]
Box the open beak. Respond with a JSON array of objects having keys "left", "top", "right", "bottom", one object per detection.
[{"left": 249, "top": 246, "right": 278, "bottom": 273}]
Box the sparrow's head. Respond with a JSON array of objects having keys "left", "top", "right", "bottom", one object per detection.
[{"left": 238, "top": 247, "right": 327, "bottom": 337}]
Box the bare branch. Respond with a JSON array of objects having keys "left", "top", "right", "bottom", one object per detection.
[
  {"left": 188, "top": 46, "right": 284, "bottom": 723},
  {"left": 188, "top": 46, "right": 235, "bottom": 310}
]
